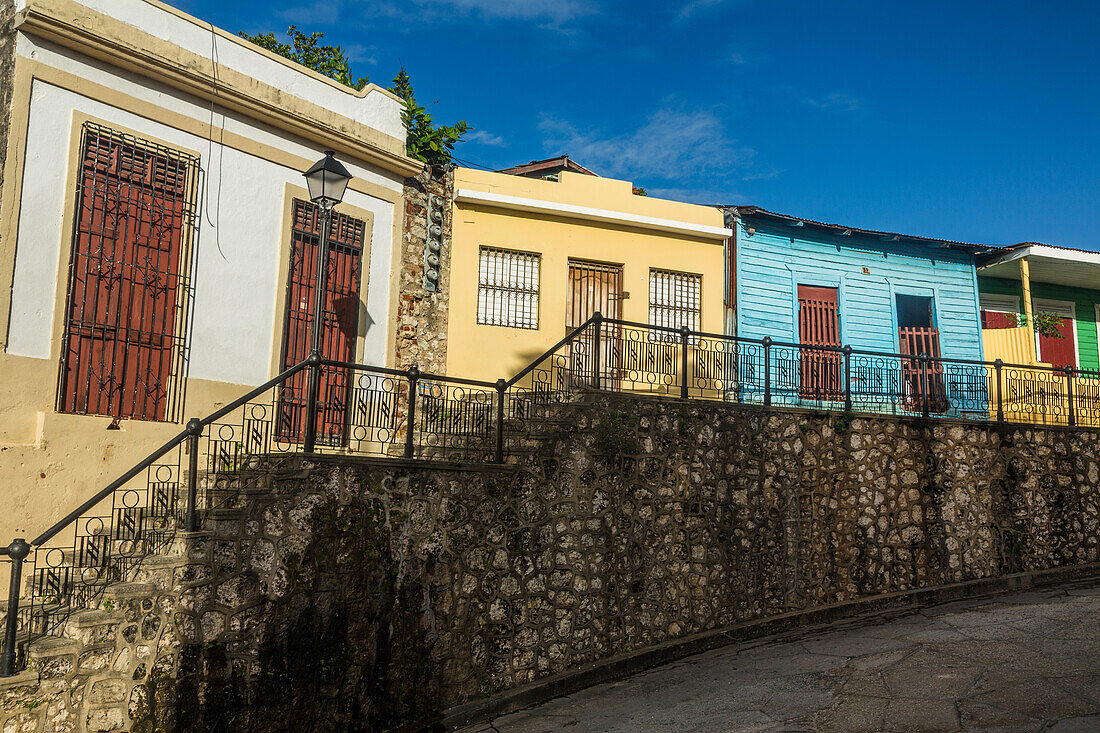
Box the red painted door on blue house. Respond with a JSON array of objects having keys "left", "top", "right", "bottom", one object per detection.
[{"left": 797, "top": 285, "right": 842, "bottom": 400}]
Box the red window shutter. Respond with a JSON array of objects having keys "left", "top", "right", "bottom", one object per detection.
[
  {"left": 981, "top": 310, "right": 1018, "bottom": 329},
  {"left": 60, "top": 126, "right": 195, "bottom": 421},
  {"left": 277, "top": 201, "right": 366, "bottom": 445}
]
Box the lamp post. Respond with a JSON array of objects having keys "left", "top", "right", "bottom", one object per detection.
[{"left": 302, "top": 151, "right": 352, "bottom": 453}]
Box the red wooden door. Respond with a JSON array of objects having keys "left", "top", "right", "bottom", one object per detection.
[
  {"left": 797, "top": 285, "right": 842, "bottom": 400},
  {"left": 898, "top": 327, "right": 948, "bottom": 412},
  {"left": 278, "top": 201, "right": 365, "bottom": 445},
  {"left": 61, "top": 128, "right": 191, "bottom": 421},
  {"left": 1038, "top": 316, "right": 1076, "bottom": 368}
]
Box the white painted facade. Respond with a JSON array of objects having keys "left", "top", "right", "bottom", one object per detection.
[{"left": 5, "top": 1, "right": 412, "bottom": 388}]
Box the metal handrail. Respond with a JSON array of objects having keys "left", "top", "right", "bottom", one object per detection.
[
  {"left": 506, "top": 316, "right": 597, "bottom": 387},
  {"left": 3, "top": 310, "right": 1094, "bottom": 676},
  {"left": 0, "top": 357, "right": 312, "bottom": 675}
]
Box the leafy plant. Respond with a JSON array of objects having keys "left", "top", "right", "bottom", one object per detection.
[
  {"left": 239, "top": 28, "right": 470, "bottom": 166},
  {"left": 240, "top": 26, "right": 369, "bottom": 90},
  {"left": 632, "top": 186, "right": 648, "bottom": 196},
  {"left": 390, "top": 67, "right": 470, "bottom": 166},
  {"left": 1029, "top": 311, "right": 1065, "bottom": 339}
]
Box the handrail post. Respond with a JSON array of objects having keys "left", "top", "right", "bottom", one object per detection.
[
  {"left": 405, "top": 366, "right": 419, "bottom": 459},
  {"left": 762, "top": 337, "right": 772, "bottom": 406},
  {"left": 680, "top": 325, "right": 690, "bottom": 399},
  {"left": 1, "top": 538, "right": 30, "bottom": 677},
  {"left": 303, "top": 352, "right": 322, "bottom": 454},
  {"left": 1066, "top": 366, "right": 1076, "bottom": 427},
  {"left": 185, "top": 418, "right": 202, "bottom": 533},
  {"left": 920, "top": 353, "right": 931, "bottom": 418},
  {"left": 494, "top": 379, "right": 507, "bottom": 464},
  {"left": 994, "top": 359, "right": 1004, "bottom": 423},
  {"left": 591, "top": 313, "right": 603, "bottom": 391},
  {"left": 842, "top": 345, "right": 853, "bottom": 412}
]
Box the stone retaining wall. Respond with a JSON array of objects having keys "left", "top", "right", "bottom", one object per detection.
[{"left": 2, "top": 393, "right": 1098, "bottom": 730}]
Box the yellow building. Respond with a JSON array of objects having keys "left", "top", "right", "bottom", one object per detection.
[{"left": 445, "top": 163, "right": 731, "bottom": 383}]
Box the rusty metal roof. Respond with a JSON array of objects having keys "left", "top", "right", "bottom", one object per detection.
[{"left": 729, "top": 205, "right": 995, "bottom": 253}]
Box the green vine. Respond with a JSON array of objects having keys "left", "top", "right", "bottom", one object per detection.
[{"left": 1028, "top": 311, "right": 1066, "bottom": 339}]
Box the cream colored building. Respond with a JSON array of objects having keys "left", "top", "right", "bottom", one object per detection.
[
  {"left": 447, "top": 165, "right": 731, "bottom": 381},
  {"left": 0, "top": 0, "right": 420, "bottom": 540}
]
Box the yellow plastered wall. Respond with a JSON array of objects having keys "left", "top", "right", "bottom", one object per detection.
[{"left": 447, "top": 168, "right": 727, "bottom": 381}]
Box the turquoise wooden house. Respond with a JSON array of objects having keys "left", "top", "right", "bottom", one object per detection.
[{"left": 723, "top": 206, "right": 989, "bottom": 414}]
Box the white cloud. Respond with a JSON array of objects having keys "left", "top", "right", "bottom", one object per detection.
[
  {"left": 676, "top": 0, "right": 729, "bottom": 21},
  {"left": 342, "top": 44, "right": 378, "bottom": 64},
  {"left": 537, "top": 108, "right": 754, "bottom": 182},
  {"left": 802, "top": 92, "right": 863, "bottom": 112},
  {"left": 269, "top": 0, "right": 599, "bottom": 29},
  {"left": 465, "top": 130, "right": 508, "bottom": 147}
]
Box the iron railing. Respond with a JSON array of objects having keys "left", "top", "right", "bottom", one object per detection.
[{"left": 3, "top": 312, "right": 1098, "bottom": 675}]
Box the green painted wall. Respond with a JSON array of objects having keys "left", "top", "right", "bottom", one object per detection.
[{"left": 978, "top": 276, "right": 1100, "bottom": 371}]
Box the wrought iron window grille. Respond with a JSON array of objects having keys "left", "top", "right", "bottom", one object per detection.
[
  {"left": 477, "top": 247, "right": 540, "bottom": 329},
  {"left": 57, "top": 123, "right": 200, "bottom": 424}
]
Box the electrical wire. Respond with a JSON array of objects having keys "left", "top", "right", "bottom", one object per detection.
[{"left": 204, "top": 25, "right": 228, "bottom": 261}]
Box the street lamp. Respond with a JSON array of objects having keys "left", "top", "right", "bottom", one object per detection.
[{"left": 302, "top": 150, "right": 352, "bottom": 453}]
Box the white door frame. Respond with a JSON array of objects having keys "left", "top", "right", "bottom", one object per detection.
[{"left": 1033, "top": 298, "right": 1080, "bottom": 367}]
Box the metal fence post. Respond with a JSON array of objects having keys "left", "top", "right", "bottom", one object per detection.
[
  {"left": 494, "top": 379, "right": 507, "bottom": 464},
  {"left": 1066, "top": 367, "right": 1076, "bottom": 427},
  {"left": 762, "top": 337, "right": 772, "bottom": 406},
  {"left": 591, "top": 313, "right": 602, "bottom": 391},
  {"left": 920, "top": 353, "right": 931, "bottom": 418},
  {"left": 303, "top": 352, "right": 322, "bottom": 454},
  {"left": 185, "top": 418, "right": 202, "bottom": 533},
  {"left": 842, "top": 345, "right": 853, "bottom": 412},
  {"left": 405, "top": 366, "right": 419, "bottom": 459},
  {"left": 994, "top": 359, "right": 1004, "bottom": 423},
  {"left": 1, "top": 538, "right": 30, "bottom": 677},
  {"left": 680, "top": 325, "right": 690, "bottom": 399}
]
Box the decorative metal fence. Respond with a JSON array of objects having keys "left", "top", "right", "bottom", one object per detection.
[{"left": 3, "top": 312, "right": 1099, "bottom": 676}]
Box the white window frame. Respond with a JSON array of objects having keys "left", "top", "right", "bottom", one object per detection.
[
  {"left": 979, "top": 293, "right": 1022, "bottom": 328},
  {"left": 477, "top": 246, "right": 540, "bottom": 329},
  {"left": 649, "top": 269, "right": 702, "bottom": 335}
]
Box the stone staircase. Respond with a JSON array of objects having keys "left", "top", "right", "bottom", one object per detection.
[{"left": 0, "top": 370, "right": 593, "bottom": 730}]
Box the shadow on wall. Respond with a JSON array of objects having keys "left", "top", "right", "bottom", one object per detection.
[{"left": 131, "top": 395, "right": 1100, "bottom": 730}]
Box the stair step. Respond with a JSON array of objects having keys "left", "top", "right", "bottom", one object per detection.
[
  {"left": 102, "top": 582, "right": 155, "bottom": 602},
  {"left": 65, "top": 609, "right": 123, "bottom": 629},
  {"left": 0, "top": 669, "right": 39, "bottom": 690},
  {"left": 27, "top": 636, "right": 80, "bottom": 659}
]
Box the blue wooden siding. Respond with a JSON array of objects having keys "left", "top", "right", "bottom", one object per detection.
[{"left": 736, "top": 219, "right": 983, "bottom": 361}]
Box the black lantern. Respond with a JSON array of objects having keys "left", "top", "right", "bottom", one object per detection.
[{"left": 303, "top": 150, "right": 351, "bottom": 210}]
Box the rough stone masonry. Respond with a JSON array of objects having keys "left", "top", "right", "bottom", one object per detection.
[{"left": 1, "top": 393, "right": 1097, "bottom": 731}]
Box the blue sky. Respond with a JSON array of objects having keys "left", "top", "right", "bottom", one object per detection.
[{"left": 177, "top": 0, "right": 1100, "bottom": 249}]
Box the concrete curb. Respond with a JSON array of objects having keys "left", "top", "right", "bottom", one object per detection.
[{"left": 437, "top": 562, "right": 1100, "bottom": 730}]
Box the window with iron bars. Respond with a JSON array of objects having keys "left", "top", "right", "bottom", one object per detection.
[
  {"left": 649, "top": 269, "right": 702, "bottom": 336},
  {"left": 477, "top": 247, "right": 540, "bottom": 329},
  {"left": 57, "top": 122, "right": 199, "bottom": 423}
]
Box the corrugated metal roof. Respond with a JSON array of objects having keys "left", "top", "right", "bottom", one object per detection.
[{"left": 729, "top": 205, "right": 994, "bottom": 253}]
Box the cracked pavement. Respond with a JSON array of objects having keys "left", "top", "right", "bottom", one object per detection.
[{"left": 461, "top": 580, "right": 1100, "bottom": 732}]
